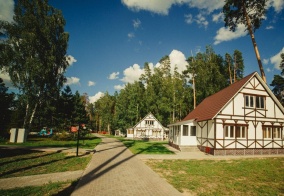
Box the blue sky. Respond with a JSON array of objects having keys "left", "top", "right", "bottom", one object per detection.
[{"left": 1, "top": 0, "right": 284, "bottom": 103}]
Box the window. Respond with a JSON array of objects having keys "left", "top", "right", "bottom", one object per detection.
[
  {"left": 152, "top": 130, "right": 160, "bottom": 137},
  {"left": 245, "top": 95, "right": 265, "bottom": 109},
  {"left": 183, "top": 125, "right": 188, "bottom": 136},
  {"left": 224, "top": 125, "right": 247, "bottom": 138},
  {"left": 127, "top": 129, "right": 133, "bottom": 134},
  {"left": 235, "top": 126, "right": 246, "bottom": 138},
  {"left": 145, "top": 120, "right": 154, "bottom": 126},
  {"left": 256, "top": 96, "right": 265, "bottom": 108},
  {"left": 190, "top": 126, "right": 196, "bottom": 136},
  {"left": 263, "top": 126, "right": 282, "bottom": 139}
]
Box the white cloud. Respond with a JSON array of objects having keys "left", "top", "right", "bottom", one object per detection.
[
  {"left": 0, "top": 70, "right": 14, "bottom": 88},
  {"left": 169, "top": 50, "right": 188, "bottom": 75},
  {"left": 184, "top": 14, "right": 193, "bottom": 24},
  {"left": 88, "top": 81, "right": 96, "bottom": 86},
  {"left": 121, "top": 0, "right": 175, "bottom": 15},
  {"left": 122, "top": 0, "right": 224, "bottom": 15},
  {"left": 0, "top": 0, "right": 14, "bottom": 22},
  {"left": 66, "top": 55, "right": 77, "bottom": 66},
  {"left": 212, "top": 12, "right": 223, "bottom": 23},
  {"left": 196, "top": 13, "right": 208, "bottom": 28},
  {"left": 128, "top": 32, "right": 135, "bottom": 39},
  {"left": 121, "top": 64, "right": 144, "bottom": 83},
  {"left": 185, "top": 13, "right": 209, "bottom": 28},
  {"left": 268, "top": 0, "right": 284, "bottom": 13},
  {"left": 266, "top": 25, "right": 274, "bottom": 29},
  {"left": 119, "top": 50, "right": 187, "bottom": 85},
  {"left": 65, "top": 77, "right": 80, "bottom": 85},
  {"left": 184, "top": 0, "right": 224, "bottom": 13},
  {"left": 108, "top": 72, "right": 119, "bottom": 80},
  {"left": 114, "top": 84, "right": 125, "bottom": 90},
  {"left": 270, "top": 47, "right": 284, "bottom": 70},
  {"left": 133, "top": 19, "right": 141, "bottom": 29},
  {"left": 263, "top": 58, "right": 269, "bottom": 65},
  {"left": 266, "top": 68, "right": 272, "bottom": 72},
  {"left": 89, "top": 92, "right": 104, "bottom": 103},
  {"left": 213, "top": 24, "right": 247, "bottom": 45}
]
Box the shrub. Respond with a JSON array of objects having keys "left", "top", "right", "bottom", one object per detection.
[{"left": 52, "top": 131, "right": 74, "bottom": 141}]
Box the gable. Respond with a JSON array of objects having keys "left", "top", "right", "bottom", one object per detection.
[
  {"left": 132, "top": 112, "right": 167, "bottom": 130},
  {"left": 183, "top": 72, "right": 284, "bottom": 122}
]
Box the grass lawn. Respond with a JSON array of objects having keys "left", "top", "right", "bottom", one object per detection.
[
  {"left": 0, "top": 148, "right": 92, "bottom": 178},
  {"left": 0, "top": 135, "right": 101, "bottom": 149},
  {"left": 118, "top": 139, "right": 174, "bottom": 154},
  {"left": 146, "top": 157, "right": 284, "bottom": 195},
  {"left": 1, "top": 180, "right": 78, "bottom": 196}
]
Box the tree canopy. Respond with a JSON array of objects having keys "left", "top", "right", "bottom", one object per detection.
[
  {"left": 0, "top": 0, "right": 69, "bottom": 128},
  {"left": 223, "top": 0, "right": 267, "bottom": 82}
]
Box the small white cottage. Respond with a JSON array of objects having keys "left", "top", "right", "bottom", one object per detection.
[
  {"left": 127, "top": 112, "right": 168, "bottom": 140},
  {"left": 168, "top": 72, "right": 284, "bottom": 155}
]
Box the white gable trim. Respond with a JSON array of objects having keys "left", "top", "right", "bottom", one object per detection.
[{"left": 212, "top": 72, "right": 284, "bottom": 120}]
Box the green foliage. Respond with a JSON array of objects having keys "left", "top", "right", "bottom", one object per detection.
[
  {"left": 270, "top": 53, "right": 284, "bottom": 105},
  {"left": 223, "top": 0, "right": 267, "bottom": 32},
  {"left": 0, "top": 78, "right": 15, "bottom": 136},
  {"left": 52, "top": 131, "right": 74, "bottom": 141},
  {"left": 91, "top": 46, "right": 247, "bottom": 132},
  {"left": 0, "top": 0, "right": 69, "bottom": 128}
]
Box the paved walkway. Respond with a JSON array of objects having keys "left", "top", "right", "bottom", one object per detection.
[{"left": 71, "top": 136, "right": 182, "bottom": 196}]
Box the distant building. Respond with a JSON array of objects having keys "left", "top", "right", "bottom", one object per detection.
[
  {"left": 168, "top": 72, "right": 284, "bottom": 155},
  {"left": 127, "top": 112, "right": 168, "bottom": 140}
]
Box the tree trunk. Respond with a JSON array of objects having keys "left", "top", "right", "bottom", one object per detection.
[
  {"left": 29, "top": 103, "right": 38, "bottom": 127},
  {"left": 23, "top": 103, "right": 29, "bottom": 128},
  {"left": 193, "top": 76, "right": 196, "bottom": 109},
  {"left": 243, "top": 1, "right": 266, "bottom": 83},
  {"left": 234, "top": 55, "right": 236, "bottom": 83},
  {"left": 227, "top": 58, "right": 233, "bottom": 84}
]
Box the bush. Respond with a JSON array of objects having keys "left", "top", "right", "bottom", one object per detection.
[
  {"left": 0, "top": 136, "right": 7, "bottom": 143},
  {"left": 52, "top": 131, "right": 74, "bottom": 141}
]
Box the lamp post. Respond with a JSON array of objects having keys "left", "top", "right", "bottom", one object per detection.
[{"left": 76, "top": 124, "right": 80, "bottom": 157}]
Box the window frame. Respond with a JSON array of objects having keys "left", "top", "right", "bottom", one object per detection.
[
  {"left": 190, "top": 126, "right": 196, "bottom": 136},
  {"left": 262, "top": 126, "right": 282, "bottom": 139},
  {"left": 244, "top": 94, "right": 265, "bottom": 109},
  {"left": 224, "top": 124, "right": 247, "bottom": 139},
  {"left": 145, "top": 120, "right": 154, "bottom": 126},
  {"left": 182, "top": 125, "right": 188, "bottom": 136}
]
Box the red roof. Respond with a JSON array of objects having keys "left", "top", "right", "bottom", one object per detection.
[{"left": 182, "top": 72, "right": 257, "bottom": 122}]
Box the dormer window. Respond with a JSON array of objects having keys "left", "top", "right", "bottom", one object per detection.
[{"left": 245, "top": 95, "right": 265, "bottom": 109}]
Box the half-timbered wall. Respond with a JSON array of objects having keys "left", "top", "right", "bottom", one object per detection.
[{"left": 127, "top": 113, "right": 168, "bottom": 140}]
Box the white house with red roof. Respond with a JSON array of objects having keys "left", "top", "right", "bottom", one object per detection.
[
  {"left": 127, "top": 112, "right": 169, "bottom": 140},
  {"left": 168, "top": 72, "right": 284, "bottom": 155}
]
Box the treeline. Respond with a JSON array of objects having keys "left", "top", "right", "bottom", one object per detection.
[
  {"left": 90, "top": 46, "right": 244, "bottom": 133},
  {"left": 0, "top": 83, "right": 88, "bottom": 137}
]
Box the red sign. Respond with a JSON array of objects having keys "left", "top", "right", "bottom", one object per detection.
[{"left": 71, "top": 126, "right": 78, "bottom": 132}]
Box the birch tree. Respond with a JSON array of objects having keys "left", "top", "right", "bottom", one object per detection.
[{"left": 0, "top": 0, "right": 69, "bottom": 128}]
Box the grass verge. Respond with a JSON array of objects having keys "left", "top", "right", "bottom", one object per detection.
[
  {"left": 0, "top": 135, "right": 101, "bottom": 149},
  {"left": 146, "top": 157, "right": 284, "bottom": 195},
  {"left": 119, "top": 139, "right": 174, "bottom": 154},
  {"left": 1, "top": 180, "right": 78, "bottom": 196},
  {"left": 0, "top": 148, "right": 92, "bottom": 178}
]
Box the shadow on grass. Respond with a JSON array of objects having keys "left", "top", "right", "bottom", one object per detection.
[
  {"left": 0, "top": 148, "right": 61, "bottom": 167},
  {"left": 0, "top": 149, "right": 85, "bottom": 178},
  {"left": 53, "top": 180, "right": 79, "bottom": 196}
]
